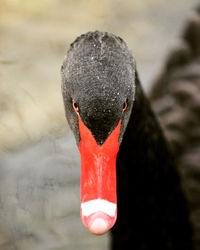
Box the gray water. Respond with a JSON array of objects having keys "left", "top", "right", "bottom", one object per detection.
[{"left": 0, "top": 133, "right": 109, "bottom": 249}]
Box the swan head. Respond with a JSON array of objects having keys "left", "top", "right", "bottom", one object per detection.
[{"left": 61, "top": 31, "right": 136, "bottom": 234}]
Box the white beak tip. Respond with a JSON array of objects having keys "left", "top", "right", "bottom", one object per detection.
[
  {"left": 80, "top": 199, "right": 117, "bottom": 235},
  {"left": 89, "top": 218, "right": 108, "bottom": 235}
]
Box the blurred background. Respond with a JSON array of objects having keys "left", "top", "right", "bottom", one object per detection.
[{"left": 0, "top": 0, "right": 199, "bottom": 249}]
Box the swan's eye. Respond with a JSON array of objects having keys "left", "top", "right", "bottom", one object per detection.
[
  {"left": 122, "top": 100, "right": 127, "bottom": 112},
  {"left": 73, "top": 100, "right": 79, "bottom": 114}
]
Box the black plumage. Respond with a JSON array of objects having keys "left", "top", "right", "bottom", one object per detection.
[{"left": 61, "top": 6, "right": 200, "bottom": 250}]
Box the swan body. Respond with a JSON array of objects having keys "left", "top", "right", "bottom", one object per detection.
[{"left": 61, "top": 8, "right": 200, "bottom": 250}]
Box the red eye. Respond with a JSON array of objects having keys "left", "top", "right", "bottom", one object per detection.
[
  {"left": 122, "top": 100, "right": 127, "bottom": 112},
  {"left": 73, "top": 100, "right": 79, "bottom": 114}
]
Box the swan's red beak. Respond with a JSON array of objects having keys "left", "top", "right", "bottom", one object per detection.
[{"left": 78, "top": 117, "right": 121, "bottom": 235}]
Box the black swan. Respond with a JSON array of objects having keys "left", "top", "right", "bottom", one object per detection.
[{"left": 61, "top": 7, "right": 200, "bottom": 250}]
